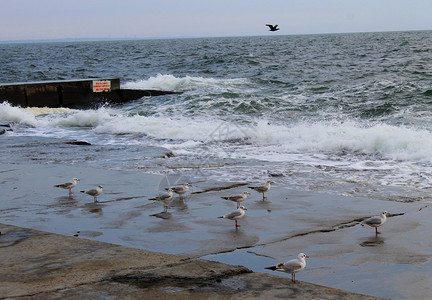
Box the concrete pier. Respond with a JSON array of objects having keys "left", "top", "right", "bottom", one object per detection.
[
  {"left": 0, "top": 223, "right": 382, "bottom": 299},
  {"left": 0, "top": 79, "right": 178, "bottom": 108}
]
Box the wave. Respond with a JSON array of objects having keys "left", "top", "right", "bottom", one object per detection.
[
  {"left": 121, "top": 74, "right": 250, "bottom": 92},
  {"left": 2, "top": 101, "right": 432, "bottom": 164}
]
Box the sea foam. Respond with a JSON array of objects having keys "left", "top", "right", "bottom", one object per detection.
[
  {"left": 3, "top": 101, "right": 432, "bottom": 164},
  {"left": 122, "top": 74, "right": 249, "bottom": 92}
]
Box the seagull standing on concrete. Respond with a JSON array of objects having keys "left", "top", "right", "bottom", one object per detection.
[
  {"left": 151, "top": 188, "right": 174, "bottom": 212},
  {"left": 218, "top": 206, "right": 247, "bottom": 228},
  {"left": 265, "top": 253, "right": 309, "bottom": 283},
  {"left": 221, "top": 191, "right": 250, "bottom": 208},
  {"left": 361, "top": 211, "right": 390, "bottom": 235},
  {"left": 266, "top": 24, "right": 280, "bottom": 32},
  {"left": 172, "top": 183, "right": 191, "bottom": 199},
  {"left": 54, "top": 178, "right": 80, "bottom": 195},
  {"left": 249, "top": 181, "right": 274, "bottom": 200},
  {"left": 80, "top": 185, "right": 103, "bottom": 202}
]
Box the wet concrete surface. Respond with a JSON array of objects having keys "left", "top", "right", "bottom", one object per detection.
[
  {"left": 0, "top": 223, "right": 382, "bottom": 299},
  {"left": 1, "top": 162, "right": 431, "bottom": 299}
]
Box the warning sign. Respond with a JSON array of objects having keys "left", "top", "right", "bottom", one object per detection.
[{"left": 92, "top": 80, "right": 111, "bottom": 93}]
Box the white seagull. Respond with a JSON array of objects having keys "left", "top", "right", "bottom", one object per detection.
[
  {"left": 221, "top": 191, "right": 250, "bottom": 208},
  {"left": 361, "top": 211, "right": 390, "bottom": 235},
  {"left": 218, "top": 205, "right": 247, "bottom": 228},
  {"left": 54, "top": 178, "right": 80, "bottom": 195},
  {"left": 151, "top": 188, "right": 174, "bottom": 212},
  {"left": 172, "top": 183, "right": 191, "bottom": 198},
  {"left": 248, "top": 180, "right": 274, "bottom": 200},
  {"left": 80, "top": 185, "right": 103, "bottom": 202},
  {"left": 265, "top": 253, "right": 309, "bottom": 283}
]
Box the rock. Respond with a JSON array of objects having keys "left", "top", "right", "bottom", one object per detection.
[{"left": 65, "top": 140, "right": 92, "bottom": 146}]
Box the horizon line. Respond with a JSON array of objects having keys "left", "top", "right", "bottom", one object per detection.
[{"left": 1, "top": 29, "right": 430, "bottom": 44}]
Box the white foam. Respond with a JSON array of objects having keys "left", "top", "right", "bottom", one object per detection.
[
  {"left": 0, "top": 101, "right": 39, "bottom": 126},
  {"left": 246, "top": 120, "right": 432, "bottom": 164},
  {"left": 122, "top": 74, "right": 249, "bottom": 92},
  {"left": 3, "top": 100, "right": 432, "bottom": 166}
]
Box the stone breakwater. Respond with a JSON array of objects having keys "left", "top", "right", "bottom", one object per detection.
[{"left": 0, "top": 223, "right": 382, "bottom": 299}]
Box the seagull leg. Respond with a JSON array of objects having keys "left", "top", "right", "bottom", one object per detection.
[
  {"left": 235, "top": 220, "right": 240, "bottom": 227},
  {"left": 375, "top": 227, "right": 381, "bottom": 235}
]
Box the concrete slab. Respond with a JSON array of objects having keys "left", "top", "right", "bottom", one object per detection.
[{"left": 0, "top": 223, "right": 383, "bottom": 299}]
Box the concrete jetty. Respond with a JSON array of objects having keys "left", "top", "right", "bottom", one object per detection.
[
  {"left": 0, "top": 223, "right": 382, "bottom": 299},
  {"left": 0, "top": 78, "right": 178, "bottom": 108}
]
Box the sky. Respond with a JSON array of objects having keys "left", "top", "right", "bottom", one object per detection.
[{"left": 0, "top": 0, "right": 431, "bottom": 41}]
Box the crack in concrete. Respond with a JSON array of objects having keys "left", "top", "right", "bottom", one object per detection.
[
  {"left": 191, "top": 183, "right": 249, "bottom": 194},
  {"left": 201, "top": 213, "right": 406, "bottom": 258}
]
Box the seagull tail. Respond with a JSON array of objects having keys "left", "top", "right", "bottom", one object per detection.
[
  {"left": 217, "top": 216, "right": 224, "bottom": 219},
  {"left": 80, "top": 190, "right": 85, "bottom": 193},
  {"left": 221, "top": 197, "right": 229, "bottom": 200},
  {"left": 265, "top": 266, "right": 277, "bottom": 271}
]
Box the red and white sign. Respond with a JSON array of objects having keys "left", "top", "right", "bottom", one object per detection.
[{"left": 92, "top": 80, "right": 111, "bottom": 93}]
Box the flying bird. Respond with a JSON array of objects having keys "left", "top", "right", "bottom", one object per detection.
[
  {"left": 54, "top": 178, "right": 79, "bottom": 195},
  {"left": 266, "top": 24, "right": 280, "bottom": 32},
  {"left": 218, "top": 206, "right": 247, "bottom": 228},
  {"left": 150, "top": 188, "right": 174, "bottom": 212},
  {"left": 248, "top": 180, "right": 274, "bottom": 200},
  {"left": 221, "top": 191, "right": 250, "bottom": 208},
  {"left": 265, "top": 253, "right": 309, "bottom": 283},
  {"left": 80, "top": 185, "right": 103, "bottom": 202},
  {"left": 361, "top": 211, "right": 390, "bottom": 235}
]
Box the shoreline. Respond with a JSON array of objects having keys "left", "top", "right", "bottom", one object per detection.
[
  {"left": 0, "top": 161, "right": 430, "bottom": 299},
  {"left": 0, "top": 223, "right": 383, "bottom": 299}
]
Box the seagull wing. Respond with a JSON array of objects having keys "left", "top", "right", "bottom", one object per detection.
[
  {"left": 282, "top": 259, "right": 303, "bottom": 273},
  {"left": 363, "top": 216, "right": 382, "bottom": 226},
  {"left": 224, "top": 209, "right": 243, "bottom": 220}
]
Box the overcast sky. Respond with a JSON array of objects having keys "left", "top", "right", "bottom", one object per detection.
[{"left": 1, "top": 0, "right": 431, "bottom": 41}]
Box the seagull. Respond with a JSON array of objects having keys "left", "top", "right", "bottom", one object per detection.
[
  {"left": 361, "top": 211, "right": 390, "bottom": 235},
  {"left": 221, "top": 191, "right": 250, "bottom": 208},
  {"left": 218, "top": 206, "right": 247, "bottom": 228},
  {"left": 248, "top": 180, "right": 274, "bottom": 200},
  {"left": 80, "top": 185, "right": 103, "bottom": 202},
  {"left": 54, "top": 178, "right": 79, "bottom": 195},
  {"left": 150, "top": 188, "right": 174, "bottom": 212},
  {"left": 265, "top": 253, "right": 309, "bottom": 283},
  {"left": 266, "top": 24, "right": 280, "bottom": 32},
  {"left": 172, "top": 183, "right": 191, "bottom": 199}
]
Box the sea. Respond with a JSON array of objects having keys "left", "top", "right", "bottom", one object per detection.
[{"left": 1, "top": 31, "right": 432, "bottom": 299}]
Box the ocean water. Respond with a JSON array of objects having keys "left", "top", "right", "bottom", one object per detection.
[
  {"left": 2, "top": 31, "right": 432, "bottom": 201},
  {"left": 1, "top": 31, "right": 432, "bottom": 299}
]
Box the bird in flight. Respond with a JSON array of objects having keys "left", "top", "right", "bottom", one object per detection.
[{"left": 266, "top": 24, "right": 279, "bottom": 32}]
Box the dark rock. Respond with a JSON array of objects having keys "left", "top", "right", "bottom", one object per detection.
[
  {"left": 164, "top": 152, "right": 175, "bottom": 158},
  {"left": 65, "top": 141, "right": 92, "bottom": 146}
]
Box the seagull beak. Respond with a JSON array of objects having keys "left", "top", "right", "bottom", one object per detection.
[{"left": 305, "top": 255, "right": 310, "bottom": 258}]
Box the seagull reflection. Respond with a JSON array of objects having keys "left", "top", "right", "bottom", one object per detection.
[
  {"left": 82, "top": 202, "right": 104, "bottom": 215},
  {"left": 360, "top": 235, "right": 385, "bottom": 247},
  {"left": 150, "top": 211, "right": 172, "bottom": 219}
]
